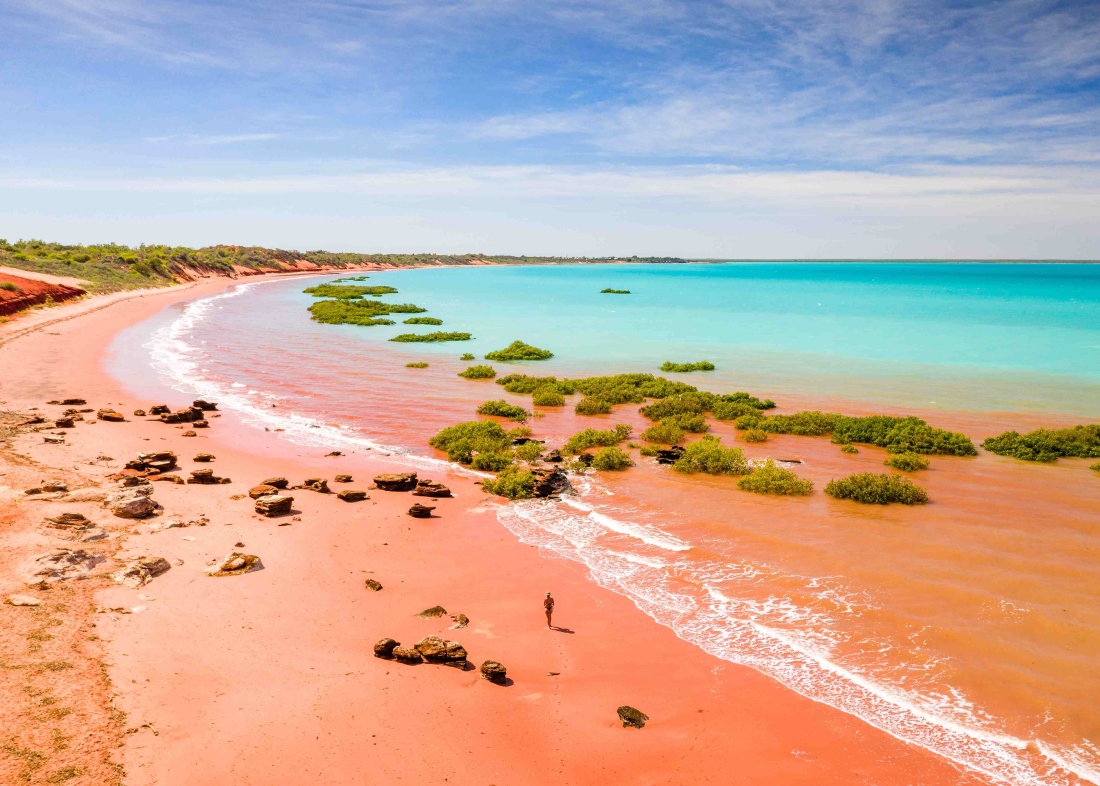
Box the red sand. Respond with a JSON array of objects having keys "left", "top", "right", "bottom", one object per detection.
[{"left": 0, "top": 278, "right": 990, "bottom": 785}]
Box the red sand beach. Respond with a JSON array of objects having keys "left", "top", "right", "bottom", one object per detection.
[{"left": 0, "top": 277, "right": 999, "bottom": 785}]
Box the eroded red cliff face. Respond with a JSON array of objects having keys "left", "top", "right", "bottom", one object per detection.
[{"left": 0, "top": 273, "right": 85, "bottom": 316}]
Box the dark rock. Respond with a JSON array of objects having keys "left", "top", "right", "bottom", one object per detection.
[
  {"left": 512, "top": 437, "right": 544, "bottom": 446},
  {"left": 544, "top": 449, "right": 563, "bottom": 463},
  {"left": 192, "top": 420, "right": 209, "bottom": 429},
  {"left": 408, "top": 503, "right": 435, "bottom": 518},
  {"left": 577, "top": 453, "right": 595, "bottom": 466},
  {"left": 449, "top": 613, "right": 469, "bottom": 628},
  {"left": 325, "top": 451, "right": 342, "bottom": 457},
  {"left": 133, "top": 409, "right": 147, "bottom": 417},
  {"left": 301, "top": 478, "right": 329, "bottom": 493},
  {"left": 159, "top": 413, "right": 181, "bottom": 424},
  {"left": 54, "top": 418, "right": 75, "bottom": 428},
  {"left": 364, "top": 578, "right": 383, "bottom": 591},
  {"left": 617, "top": 706, "right": 649, "bottom": 729},
  {"left": 334, "top": 474, "right": 353, "bottom": 483},
  {"left": 373, "top": 472, "right": 417, "bottom": 492},
  {"left": 45, "top": 512, "right": 89, "bottom": 528},
  {"left": 193, "top": 399, "right": 218, "bottom": 411},
  {"left": 118, "top": 475, "right": 150, "bottom": 488},
  {"left": 60, "top": 398, "right": 86, "bottom": 406},
  {"left": 261, "top": 477, "right": 289, "bottom": 489},
  {"left": 417, "top": 605, "right": 447, "bottom": 618},
  {"left": 412, "top": 479, "right": 452, "bottom": 497},
  {"left": 373, "top": 637, "right": 399, "bottom": 658},
  {"left": 193, "top": 453, "right": 215, "bottom": 462},
  {"left": 414, "top": 635, "right": 467, "bottom": 663},
  {"left": 149, "top": 405, "right": 171, "bottom": 415},
  {"left": 392, "top": 646, "right": 423, "bottom": 664},
  {"left": 255, "top": 495, "right": 293, "bottom": 516},
  {"left": 338, "top": 490, "right": 369, "bottom": 502},
  {"left": 531, "top": 468, "right": 570, "bottom": 498},
  {"left": 655, "top": 446, "right": 685, "bottom": 465},
  {"left": 182, "top": 430, "right": 197, "bottom": 437},
  {"left": 480, "top": 660, "right": 507, "bottom": 683},
  {"left": 249, "top": 484, "right": 279, "bottom": 499}
]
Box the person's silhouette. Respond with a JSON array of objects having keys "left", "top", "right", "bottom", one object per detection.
[{"left": 544, "top": 591, "right": 555, "bottom": 629}]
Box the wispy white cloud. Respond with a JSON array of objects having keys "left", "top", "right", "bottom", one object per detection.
[{"left": 144, "top": 133, "right": 280, "bottom": 145}]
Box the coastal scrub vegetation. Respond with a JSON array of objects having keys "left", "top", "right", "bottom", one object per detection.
[
  {"left": 303, "top": 283, "right": 398, "bottom": 298},
  {"left": 405, "top": 362, "right": 429, "bottom": 368},
  {"left": 563, "top": 425, "right": 632, "bottom": 455},
  {"left": 660, "top": 361, "right": 715, "bottom": 373},
  {"left": 672, "top": 436, "right": 750, "bottom": 475},
  {"left": 429, "top": 420, "right": 512, "bottom": 464},
  {"left": 514, "top": 441, "right": 544, "bottom": 463},
  {"left": 885, "top": 452, "right": 930, "bottom": 471},
  {"left": 737, "top": 461, "right": 813, "bottom": 495},
  {"left": 497, "top": 374, "right": 576, "bottom": 394},
  {"left": 591, "top": 446, "right": 634, "bottom": 470},
  {"left": 600, "top": 288, "right": 631, "bottom": 294},
  {"left": 476, "top": 399, "right": 530, "bottom": 422},
  {"left": 741, "top": 428, "right": 768, "bottom": 443},
  {"left": 735, "top": 412, "right": 976, "bottom": 456},
  {"left": 640, "top": 391, "right": 774, "bottom": 421},
  {"left": 980, "top": 425, "right": 1100, "bottom": 462},
  {"left": 575, "top": 397, "right": 613, "bottom": 415},
  {"left": 471, "top": 451, "right": 514, "bottom": 472},
  {"left": 390, "top": 331, "right": 472, "bottom": 342},
  {"left": 840, "top": 443, "right": 859, "bottom": 454},
  {"left": 640, "top": 420, "right": 685, "bottom": 445},
  {"left": 458, "top": 365, "right": 497, "bottom": 379},
  {"left": 481, "top": 465, "right": 535, "bottom": 499},
  {"left": 824, "top": 473, "right": 929, "bottom": 504},
  {"left": 532, "top": 387, "right": 566, "bottom": 406},
  {"left": 507, "top": 426, "right": 533, "bottom": 439},
  {"left": 484, "top": 341, "right": 554, "bottom": 361},
  {"left": 460, "top": 353, "right": 475, "bottom": 361},
  {"left": 308, "top": 298, "right": 424, "bottom": 325},
  {"left": 1092, "top": 462, "right": 1100, "bottom": 472},
  {"left": 403, "top": 316, "right": 443, "bottom": 325},
  {"left": 0, "top": 281, "right": 19, "bottom": 292}
]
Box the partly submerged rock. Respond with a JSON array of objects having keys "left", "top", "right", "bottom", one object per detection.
[
  {"left": 414, "top": 636, "right": 467, "bottom": 663},
  {"left": 111, "top": 556, "right": 171, "bottom": 588},
  {"left": 373, "top": 472, "right": 417, "bottom": 492},
  {"left": 417, "top": 605, "right": 447, "bottom": 618},
  {"left": 543, "top": 449, "right": 563, "bottom": 463},
  {"left": 480, "top": 660, "right": 507, "bottom": 683},
  {"left": 255, "top": 495, "right": 293, "bottom": 517},
  {"left": 364, "top": 578, "right": 383, "bottom": 591},
  {"left": 392, "top": 646, "right": 423, "bottom": 664},
  {"left": 412, "top": 479, "right": 452, "bottom": 498},
  {"left": 337, "top": 490, "right": 368, "bottom": 502},
  {"left": 193, "top": 399, "right": 218, "bottom": 411},
  {"left": 25, "top": 549, "right": 102, "bottom": 585},
  {"left": 617, "top": 706, "right": 649, "bottom": 729},
  {"left": 408, "top": 503, "right": 435, "bottom": 518},
  {"left": 205, "top": 551, "right": 261, "bottom": 577},
  {"left": 655, "top": 447, "right": 685, "bottom": 465},
  {"left": 531, "top": 468, "right": 570, "bottom": 498},
  {"left": 373, "top": 638, "right": 399, "bottom": 658}
]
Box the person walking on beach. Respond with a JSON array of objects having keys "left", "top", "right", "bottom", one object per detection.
[{"left": 544, "top": 591, "right": 555, "bottom": 629}]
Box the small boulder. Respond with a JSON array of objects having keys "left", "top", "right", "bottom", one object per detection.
[
  {"left": 531, "top": 468, "right": 570, "bottom": 498},
  {"left": 364, "top": 578, "right": 383, "bottom": 591},
  {"left": 187, "top": 469, "right": 229, "bottom": 484},
  {"left": 111, "top": 556, "right": 171, "bottom": 588},
  {"left": 373, "top": 638, "right": 399, "bottom": 658},
  {"left": 617, "top": 706, "right": 649, "bottom": 729},
  {"left": 193, "top": 399, "right": 218, "bottom": 411},
  {"left": 301, "top": 478, "right": 329, "bottom": 493},
  {"left": 192, "top": 420, "right": 209, "bottom": 429},
  {"left": 418, "top": 605, "right": 447, "bottom": 618},
  {"left": 414, "top": 635, "right": 467, "bottom": 663},
  {"left": 105, "top": 489, "right": 156, "bottom": 519},
  {"left": 334, "top": 474, "right": 353, "bottom": 483},
  {"left": 6, "top": 595, "right": 43, "bottom": 607},
  {"left": 480, "top": 660, "right": 507, "bottom": 683},
  {"left": 118, "top": 475, "right": 150, "bottom": 488},
  {"left": 255, "top": 495, "right": 293, "bottom": 517},
  {"left": 98, "top": 409, "right": 125, "bottom": 422},
  {"left": 412, "top": 479, "right": 452, "bottom": 498},
  {"left": 159, "top": 412, "right": 182, "bottom": 424},
  {"left": 45, "top": 512, "right": 89, "bottom": 529},
  {"left": 182, "top": 430, "right": 197, "bottom": 437},
  {"left": 149, "top": 405, "right": 171, "bottom": 415},
  {"left": 54, "top": 418, "right": 75, "bottom": 428},
  {"left": 408, "top": 503, "right": 435, "bottom": 518},
  {"left": 133, "top": 409, "right": 147, "bottom": 417},
  {"left": 193, "top": 453, "right": 216, "bottom": 462},
  {"left": 150, "top": 474, "right": 184, "bottom": 484},
  {"left": 544, "top": 449, "right": 563, "bottom": 463},
  {"left": 449, "top": 613, "right": 469, "bottom": 629},
  {"left": 59, "top": 398, "right": 86, "bottom": 406},
  {"left": 373, "top": 472, "right": 418, "bottom": 492},
  {"left": 249, "top": 484, "right": 279, "bottom": 499},
  {"left": 392, "top": 646, "right": 423, "bottom": 664},
  {"left": 205, "top": 551, "right": 261, "bottom": 577},
  {"left": 655, "top": 447, "right": 685, "bottom": 465},
  {"left": 261, "top": 477, "right": 289, "bottom": 489},
  {"left": 337, "top": 490, "right": 368, "bottom": 502}
]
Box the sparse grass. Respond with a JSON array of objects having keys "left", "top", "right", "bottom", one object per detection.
[
  {"left": 484, "top": 340, "right": 554, "bottom": 361},
  {"left": 639, "top": 445, "right": 660, "bottom": 457},
  {"left": 741, "top": 428, "right": 768, "bottom": 443},
  {"left": 591, "top": 446, "right": 634, "bottom": 470},
  {"left": 825, "top": 473, "right": 929, "bottom": 504},
  {"left": 46, "top": 766, "right": 84, "bottom": 783},
  {"left": 390, "top": 331, "right": 472, "bottom": 342},
  {"left": 885, "top": 452, "right": 930, "bottom": 471},
  {"left": 403, "top": 316, "right": 443, "bottom": 325},
  {"left": 575, "top": 397, "right": 612, "bottom": 415},
  {"left": 481, "top": 465, "right": 535, "bottom": 499},
  {"left": 532, "top": 387, "right": 566, "bottom": 406},
  {"left": 672, "top": 436, "right": 749, "bottom": 475},
  {"left": 981, "top": 425, "right": 1100, "bottom": 462},
  {"left": 738, "top": 461, "right": 813, "bottom": 495},
  {"left": 458, "top": 365, "right": 497, "bottom": 379},
  {"left": 563, "top": 424, "right": 632, "bottom": 455},
  {"left": 660, "top": 361, "right": 715, "bottom": 373},
  {"left": 3, "top": 740, "right": 46, "bottom": 780},
  {"left": 477, "top": 399, "right": 530, "bottom": 422},
  {"left": 406, "top": 361, "right": 429, "bottom": 368},
  {"left": 600, "top": 288, "right": 631, "bottom": 294}
]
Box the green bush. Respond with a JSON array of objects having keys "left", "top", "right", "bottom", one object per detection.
[
  {"left": 737, "top": 461, "right": 813, "bottom": 495},
  {"left": 640, "top": 420, "right": 685, "bottom": 445},
  {"left": 515, "top": 441, "right": 544, "bottom": 463},
  {"left": 824, "top": 473, "right": 928, "bottom": 505},
  {"left": 458, "top": 365, "right": 497, "bottom": 379},
  {"left": 507, "top": 426, "right": 533, "bottom": 438},
  {"left": 532, "top": 387, "right": 566, "bottom": 407},
  {"left": 481, "top": 465, "right": 535, "bottom": 499},
  {"left": 736, "top": 411, "right": 837, "bottom": 435},
  {"left": 429, "top": 420, "right": 512, "bottom": 463},
  {"left": 737, "top": 411, "right": 976, "bottom": 455},
  {"left": 840, "top": 443, "right": 859, "bottom": 454},
  {"left": 981, "top": 425, "right": 1100, "bottom": 462},
  {"left": 711, "top": 401, "right": 761, "bottom": 420},
  {"left": 405, "top": 361, "right": 429, "bottom": 368},
  {"left": 563, "top": 425, "right": 632, "bottom": 455},
  {"left": 639, "top": 445, "right": 660, "bottom": 457},
  {"left": 642, "top": 391, "right": 773, "bottom": 421},
  {"left": 403, "top": 316, "right": 443, "bottom": 325},
  {"left": 672, "top": 436, "right": 749, "bottom": 475},
  {"left": 390, "top": 332, "right": 472, "bottom": 343},
  {"left": 591, "top": 446, "right": 634, "bottom": 470},
  {"left": 303, "top": 283, "right": 397, "bottom": 298},
  {"left": 661, "top": 412, "right": 709, "bottom": 433},
  {"left": 496, "top": 374, "right": 575, "bottom": 394},
  {"left": 660, "top": 361, "right": 715, "bottom": 373},
  {"left": 741, "top": 428, "right": 768, "bottom": 443},
  {"left": 600, "top": 288, "right": 631, "bottom": 294},
  {"left": 572, "top": 374, "right": 695, "bottom": 404},
  {"left": 575, "top": 397, "right": 612, "bottom": 415},
  {"left": 885, "top": 452, "right": 930, "bottom": 471},
  {"left": 460, "top": 353, "right": 475, "bottom": 361},
  {"left": 471, "top": 451, "right": 515, "bottom": 472},
  {"left": 0, "top": 281, "right": 19, "bottom": 292},
  {"left": 308, "top": 299, "right": 404, "bottom": 325},
  {"left": 484, "top": 340, "right": 553, "bottom": 361},
  {"left": 477, "top": 399, "right": 530, "bottom": 422},
  {"left": 1091, "top": 461, "right": 1100, "bottom": 472}
]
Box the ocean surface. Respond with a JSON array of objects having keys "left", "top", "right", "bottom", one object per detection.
[{"left": 109, "top": 262, "right": 1100, "bottom": 786}]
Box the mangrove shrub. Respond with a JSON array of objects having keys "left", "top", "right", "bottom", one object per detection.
[
  {"left": 885, "top": 452, "right": 930, "bottom": 471},
  {"left": 563, "top": 425, "right": 632, "bottom": 455},
  {"left": 532, "top": 387, "right": 566, "bottom": 407},
  {"left": 303, "top": 283, "right": 398, "bottom": 299},
  {"left": 672, "top": 436, "right": 749, "bottom": 475},
  {"left": 390, "top": 332, "right": 472, "bottom": 343},
  {"left": 575, "top": 397, "right": 612, "bottom": 415},
  {"left": 429, "top": 420, "right": 511, "bottom": 463},
  {"left": 741, "top": 428, "right": 768, "bottom": 443},
  {"left": 824, "top": 473, "right": 928, "bottom": 505},
  {"left": 660, "top": 361, "right": 715, "bottom": 373},
  {"left": 737, "top": 412, "right": 976, "bottom": 456},
  {"left": 640, "top": 420, "right": 685, "bottom": 445},
  {"left": 737, "top": 461, "right": 813, "bottom": 495},
  {"left": 459, "top": 365, "right": 497, "bottom": 379},
  {"left": 591, "top": 446, "right": 634, "bottom": 470},
  {"left": 600, "top": 288, "right": 630, "bottom": 294},
  {"left": 484, "top": 341, "right": 554, "bottom": 361},
  {"left": 481, "top": 465, "right": 535, "bottom": 499},
  {"left": 405, "top": 362, "right": 429, "bottom": 368},
  {"left": 403, "top": 316, "right": 443, "bottom": 325},
  {"left": 477, "top": 399, "right": 530, "bottom": 422},
  {"left": 981, "top": 425, "right": 1100, "bottom": 462}
]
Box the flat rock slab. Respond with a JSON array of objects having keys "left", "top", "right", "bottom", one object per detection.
[
  {"left": 206, "top": 552, "right": 262, "bottom": 577},
  {"left": 412, "top": 479, "right": 452, "bottom": 497},
  {"left": 337, "top": 490, "right": 369, "bottom": 502},
  {"left": 6, "top": 595, "right": 43, "bottom": 607},
  {"left": 373, "top": 472, "right": 417, "bottom": 492},
  {"left": 255, "top": 495, "right": 293, "bottom": 516}
]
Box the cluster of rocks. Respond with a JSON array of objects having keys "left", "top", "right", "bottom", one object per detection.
[
  {"left": 373, "top": 637, "right": 507, "bottom": 684},
  {"left": 186, "top": 468, "right": 231, "bottom": 485},
  {"left": 654, "top": 447, "right": 685, "bottom": 465},
  {"left": 125, "top": 451, "right": 178, "bottom": 474},
  {"left": 147, "top": 400, "right": 217, "bottom": 429},
  {"left": 530, "top": 467, "right": 570, "bottom": 498},
  {"left": 368, "top": 472, "right": 451, "bottom": 517}
]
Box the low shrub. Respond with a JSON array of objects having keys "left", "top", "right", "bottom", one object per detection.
[
  {"left": 515, "top": 441, "right": 543, "bottom": 463},
  {"left": 405, "top": 362, "right": 429, "bottom": 368},
  {"left": 640, "top": 420, "right": 685, "bottom": 445},
  {"left": 484, "top": 340, "right": 554, "bottom": 361},
  {"left": 308, "top": 299, "right": 408, "bottom": 325},
  {"left": 575, "top": 397, "right": 612, "bottom": 415},
  {"left": 591, "top": 446, "right": 634, "bottom": 470},
  {"left": 507, "top": 426, "right": 533, "bottom": 438},
  {"left": 711, "top": 401, "right": 761, "bottom": 420},
  {"left": 840, "top": 443, "right": 859, "bottom": 454},
  {"left": 429, "top": 420, "right": 511, "bottom": 463},
  {"left": 477, "top": 399, "right": 529, "bottom": 422},
  {"left": 390, "top": 332, "right": 472, "bottom": 343},
  {"left": 885, "top": 452, "right": 930, "bottom": 471},
  {"left": 600, "top": 288, "right": 631, "bottom": 294},
  {"left": 737, "top": 411, "right": 976, "bottom": 456},
  {"left": 459, "top": 365, "right": 497, "bottom": 379},
  {"left": 735, "top": 411, "right": 837, "bottom": 436},
  {"left": 741, "top": 428, "right": 768, "bottom": 443},
  {"left": 532, "top": 387, "right": 566, "bottom": 406},
  {"left": 0, "top": 281, "right": 20, "bottom": 292},
  {"left": 660, "top": 361, "right": 715, "bottom": 373},
  {"left": 639, "top": 445, "right": 660, "bottom": 457},
  {"left": 661, "top": 412, "right": 709, "bottom": 433},
  {"left": 572, "top": 374, "right": 695, "bottom": 404},
  {"left": 471, "top": 451, "right": 514, "bottom": 472},
  {"left": 642, "top": 391, "right": 773, "bottom": 421},
  {"left": 481, "top": 465, "right": 535, "bottom": 499},
  {"left": 461, "top": 353, "right": 475, "bottom": 361},
  {"left": 303, "top": 283, "right": 398, "bottom": 298},
  {"left": 981, "top": 425, "right": 1100, "bottom": 462},
  {"left": 563, "top": 425, "right": 632, "bottom": 455},
  {"left": 403, "top": 316, "right": 443, "bottom": 325},
  {"left": 496, "top": 374, "right": 575, "bottom": 394},
  {"left": 672, "top": 436, "right": 749, "bottom": 475},
  {"left": 1092, "top": 462, "right": 1100, "bottom": 472},
  {"left": 737, "top": 461, "right": 813, "bottom": 495},
  {"left": 824, "top": 473, "right": 928, "bottom": 504}
]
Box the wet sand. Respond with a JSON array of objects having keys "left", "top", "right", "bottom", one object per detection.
[{"left": 0, "top": 276, "right": 1000, "bottom": 784}]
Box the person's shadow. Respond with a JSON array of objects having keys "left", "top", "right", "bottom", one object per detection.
[{"left": 550, "top": 626, "right": 575, "bottom": 634}]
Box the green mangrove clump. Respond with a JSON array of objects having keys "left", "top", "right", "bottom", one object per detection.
[
  {"left": 981, "top": 425, "right": 1100, "bottom": 462},
  {"left": 640, "top": 391, "right": 774, "bottom": 421},
  {"left": 737, "top": 461, "right": 813, "bottom": 495},
  {"left": 573, "top": 374, "right": 696, "bottom": 405},
  {"left": 403, "top": 316, "right": 443, "bottom": 325},
  {"left": 600, "top": 288, "right": 631, "bottom": 294},
  {"left": 308, "top": 297, "right": 427, "bottom": 325},
  {"left": 471, "top": 451, "right": 514, "bottom": 472},
  {"left": 532, "top": 387, "right": 566, "bottom": 407},
  {"left": 825, "top": 473, "right": 928, "bottom": 504},
  {"left": 459, "top": 365, "right": 497, "bottom": 379},
  {"left": 429, "top": 420, "right": 512, "bottom": 464},
  {"left": 885, "top": 452, "right": 930, "bottom": 471},
  {"left": 660, "top": 413, "right": 709, "bottom": 433},
  {"left": 741, "top": 428, "right": 768, "bottom": 443},
  {"left": 672, "top": 436, "right": 749, "bottom": 475},
  {"left": 390, "top": 332, "right": 472, "bottom": 343},
  {"left": 496, "top": 375, "right": 576, "bottom": 394},
  {"left": 303, "top": 283, "right": 398, "bottom": 298},
  {"left": 514, "top": 441, "right": 544, "bottom": 463},
  {"left": 481, "top": 465, "right": 535, "bottom": 499},
  {"left": 563, "top": 425, "right": 632, "bottom": 455},
  {"left": 477, "top": 399, "right": 530, "bottom": 422},
  {"left": 660, "top": 361, "right": 715, "bottom": 373},
  {"left": 1092, "top": 461, "right": 1100, "bottom": 472},
  {"left": 639, "top": 445, "right": 660, "bottom": 457},
  {"left": 484, "top": 341, "right": 554, "bottom": 361},
  {"left": 575, "top": 397, "right": 612, "bottom": 416},
  {"left": 460, "top": 353, "right": 475, "bottom": 361},
  {"left": 507, "top": 426, "right": 533, "bottom": 439},
  {"left": 405, "top": 362, "right": 429, "bottom": 368},
  {"left": 590, "top": 446, "right": 634, "bottom": 470},
  {"left": 736, "top": 412, "right": 976, "bottom": 456},
  {"left": 640, "top": 420, "right": 685, "bottom": 445},
  {"left": 840, "top": 443, "right": 859, "bottom": 454}
]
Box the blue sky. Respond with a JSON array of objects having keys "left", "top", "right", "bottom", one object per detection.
[{"left": 1, "top": 0, "right": 1099, "bottom": 257}]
